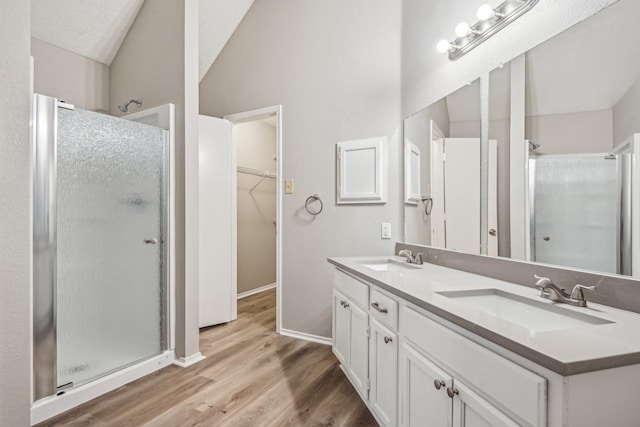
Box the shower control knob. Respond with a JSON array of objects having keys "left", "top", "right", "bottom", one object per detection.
[{"left": 144, "top": 238, "right": 158, "bottom": 245}]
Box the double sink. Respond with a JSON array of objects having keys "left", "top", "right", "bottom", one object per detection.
[{"left": 354, "top": 258, "right": 613, "bottom": 333}]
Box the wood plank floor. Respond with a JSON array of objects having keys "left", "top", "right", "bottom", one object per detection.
[{"left": 37, "top": 289, "right": 377, "bottom": 426}]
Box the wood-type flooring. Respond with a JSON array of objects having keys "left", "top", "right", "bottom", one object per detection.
[{"left": 36, "top": 289, "right": 377, "bottom": 427}]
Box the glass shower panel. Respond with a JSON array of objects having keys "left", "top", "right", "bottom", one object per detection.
[
  {"left": 533, "top": 156, "right": 618, "bottom": 273},
  {"left": 56, "top": 107, "right": 165, "bottom": 388}
]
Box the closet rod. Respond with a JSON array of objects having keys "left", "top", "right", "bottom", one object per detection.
[{"left": 237, "top": 165, "right": 276, "bottom": 179}]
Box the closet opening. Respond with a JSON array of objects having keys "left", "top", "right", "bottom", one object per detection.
[{"left": 226, "top": 106, "right": 283, "bottom": 332}]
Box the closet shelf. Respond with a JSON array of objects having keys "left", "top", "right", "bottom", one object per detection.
[{"left": 237, "top": 165, "right": 276, "bottom": 179}]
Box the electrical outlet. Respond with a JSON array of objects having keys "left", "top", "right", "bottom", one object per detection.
[
  {"left": 381, "top": 223, "right": 391, "bottom": 239},
  {"left": 285, "top": 179, "right": 294, "bottom": 194}
]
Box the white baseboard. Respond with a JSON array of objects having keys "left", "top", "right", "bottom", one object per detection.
[
  {"left": 31, "top": 350, "right": 175, "bottom": 425},
  {"left": 237, "top": 282, "right": 276, "bottom": 300},
  {"left": 173, "top": 352, "right": 206, "bottom": 368},
  {"left": 280, "top": 328, "right": 332, "bottom": 346}
]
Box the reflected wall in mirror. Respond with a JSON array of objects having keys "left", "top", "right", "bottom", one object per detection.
[
  {"left": 404, "top": 80, "right": 498, "bottom": 255},
  {"left": 490, "top": 0, "right": 640, "bottom": 276}
]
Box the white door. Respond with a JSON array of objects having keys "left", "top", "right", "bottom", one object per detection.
[
  {"left": 199, "top": 115, "right": 236, "bottom": 327},
  {"left": 452, "top": 381, "right": 519, "bottom": 427},
  {"left": 399, "top": 341, "right": 453, "bottom": 427},
  {"left": 370, "top": 318, "right": 398, "bottom": 427},
  {"left": 434, "top": 138, "right": 498, "bottom": 255},
  {"left": 332, "top": 290, "right": 351, "bottom": 366}
]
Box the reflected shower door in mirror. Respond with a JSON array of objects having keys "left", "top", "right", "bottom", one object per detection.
[
  {"left": 489, "top": 0, "right": 640, "bottom": 276},
  {"left": 403, "top": 80, "right": 498, "bottom": 255}
]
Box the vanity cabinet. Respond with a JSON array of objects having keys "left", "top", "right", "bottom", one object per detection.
[
  {"left": 369, "top": 318, "right": 398, "bottom": 426},
  {"left": 332, "top": 272, "right": 370, "bottom": 399},
  {"left": 332, "top": 267, "right": 547, "bottom": 427}
]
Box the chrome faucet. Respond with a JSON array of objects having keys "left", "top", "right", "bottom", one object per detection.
[
  {"left": 398, "top": 249, "right": 424, "bottom": 265},
  {"left": 533, "top": 274, "right": 596, "bottom": 307}
]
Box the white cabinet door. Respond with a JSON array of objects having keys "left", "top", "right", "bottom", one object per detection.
[
  {"left": 348, "top": 301, "right": 369, "bottom": 398},
  {"left": 452, "top": 380, "right": 519, "bottom": 427},
  {"left": 370, "top": 318, "right": 398, "bottom": 426},
  {"left": 333, "top": 290, "right": 351, "bottom": 366},
  {"left": 399, "top": 341, "right": 453, "bottom": 427}
]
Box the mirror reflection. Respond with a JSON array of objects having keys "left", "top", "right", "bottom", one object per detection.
[
  {"left": 404, "top": 80, "right": 497, "bottom": 255},
  {"left": 490, "top": 0, "right": 640, "bottom": 276}
]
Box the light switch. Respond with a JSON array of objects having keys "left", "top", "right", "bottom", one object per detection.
[
  {"left": 381, "top": 223, "right": 391, "bottom": 239},
  {"left": 285, "top": 179, "right": 294, "bottom": 194}
]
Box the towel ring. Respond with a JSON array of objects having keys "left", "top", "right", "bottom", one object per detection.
[{"left": 305, "top": 194, "right": 323, "bottom": 216}]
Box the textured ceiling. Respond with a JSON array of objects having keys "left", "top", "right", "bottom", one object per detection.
[
  {"left": 31, "top": 0, "right": 255, "bottom": 79},
  {"left": 31, "top": 0, "right": 145, "bottom": 65}
]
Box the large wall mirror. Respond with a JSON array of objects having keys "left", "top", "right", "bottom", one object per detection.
[
  {"left": 404, "top": 0, "right": 640, "bottom": 278},
  {"left": 490, "top": 0, "right": 640, "bottom": 277},
  {"left": 404, "top": 80, "right": 500, "bottom": 255}
]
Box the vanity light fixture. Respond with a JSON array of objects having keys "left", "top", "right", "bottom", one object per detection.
[{"left": 437, "top": 0, "right": 539, "bottom": 61}]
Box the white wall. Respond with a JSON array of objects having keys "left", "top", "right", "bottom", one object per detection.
[
  {"left": 525, "top": 109, "right": 613, "bottom": 154},
  {"left": 235, "top": 120, "right": 277, "bottom": 294},
  {"left": 109, "top": 0, "right": 201, "bottom": 360},
  {"left": 0, "top": 1, "right": 31, "bottom": 425},
  {"left": 613, "top": 78, "right": 640, "bottom": 145},
  {"left": 31, "top": 37, "right": 110, "bottom": 113},
  {"left": 200, "top": 0, "right": 402, "bottom": 338}
]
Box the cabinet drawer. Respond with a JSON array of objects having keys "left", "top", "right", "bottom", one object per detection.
[
  {"left": 370, "top": 288, "right": 398, "bottom": 330},
  {"left": 333, "top": 268, "right": 369, "bottom": 308},
  {"left": 400, "top": 306, "right": 547, "bottom": 427}
]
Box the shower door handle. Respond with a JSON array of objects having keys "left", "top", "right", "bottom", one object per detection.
[{"left": 144, "top": 238, "right": 158, "bottom": 245}]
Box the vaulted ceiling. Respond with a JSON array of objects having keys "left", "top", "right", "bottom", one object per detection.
[{"left": 31, "top": 0, "right": 254, "bottom": 81}]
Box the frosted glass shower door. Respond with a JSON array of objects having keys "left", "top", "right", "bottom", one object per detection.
[
  {"left": 56, "top": 107, "right": 166, "bottom": 388},
  {"left": 532, "top": 156, "right": 617, "bottom": 273}
]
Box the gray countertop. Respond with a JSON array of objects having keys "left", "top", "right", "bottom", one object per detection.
[{"left": 328, "top": 256, "right": 640, "bottom": 376}]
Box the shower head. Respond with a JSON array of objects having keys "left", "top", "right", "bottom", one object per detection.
[
  {"left": 117, "top": 99, "right": 142, "bottom": 113},
  {"left": 528, "top": 140, "right": 540, "bottom": 150}
]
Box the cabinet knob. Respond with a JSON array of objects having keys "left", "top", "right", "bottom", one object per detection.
[
  {"left": 434, "top": 379, "right": 445, "bottom": 390},
  {"left": 343, "top": 301, "right": 350, "bottom": 308},
  {"left": 446, "top": 387, "right": 459, "bottom": 398},
  {"left": 384, "top": 336, "right": 393, "bottom": 344},
  {"left": 340, "top": 300, "right": 345, "bottom": 307}
]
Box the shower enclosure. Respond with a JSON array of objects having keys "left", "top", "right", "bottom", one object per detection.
[
  {"left": 529, "top": 154, "right": 620, "bottom": 274},
  {"left": 32, "top": 94, "right": 169, "bottom": 402}
]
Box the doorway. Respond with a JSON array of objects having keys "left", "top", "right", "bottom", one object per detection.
[{"left": 225, "top": 106, "right": 283, "bottom": 332}]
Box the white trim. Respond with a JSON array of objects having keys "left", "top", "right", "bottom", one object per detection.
[
  {"left": 172, "top": 352, "right": 206, "bottom": 368},
  {"left": 237, "top": 283, "right": 277, "bottom": 300},
  {"left": 31, "top": 351, "right": 175, "bottom": 425},
  {"left": 280, "top": 328, "right": 332, "bottom": 346},
  {"left": 225, "top": 105, "right": 283, "bottom": 334}
]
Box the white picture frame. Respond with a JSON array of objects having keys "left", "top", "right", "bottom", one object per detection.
[
  {"left": 404, "top": 140, "right": 421, "bottom": 205},
  {"left": 336, "top": 137, "right": 387, "bottom": 204}
]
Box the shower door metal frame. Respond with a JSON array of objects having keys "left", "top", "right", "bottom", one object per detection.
[
  {"left": 32, "top": 94, "right": 171, "bottom": 402},
  {"left": 32, "top": 94, "right": 61, "bottom": 401}
]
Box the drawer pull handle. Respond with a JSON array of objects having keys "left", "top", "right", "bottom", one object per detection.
[
  {"left": 371, "top": 302, "right": 388, "bottom": 313},
  {"left": 384, "top": 336, "right": 393, "bottom": 344},
  {"left": 434, "top": 380, "right": 445, "bottom": 390},
  {"left": 446, "top": 387, "right": 459, "bottom": 398}
]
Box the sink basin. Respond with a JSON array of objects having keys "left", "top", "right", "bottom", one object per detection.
[
  {"left": 355, "top": 258, "right": 421, "bottom": 272},
  {"left": 437, "top": 289, "right": 613, "bottom": 332}
]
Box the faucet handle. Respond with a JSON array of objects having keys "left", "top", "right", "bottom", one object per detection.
[
  {"left": 533, "top": 274, "right": 552, "bottom": 289},
  {"left": 570, "top": 284, "right": 596, "bottom": 301}
]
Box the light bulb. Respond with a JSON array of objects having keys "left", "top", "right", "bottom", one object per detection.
[
  {"left": 477, "top": 4, "right": 495, "bottom": 21},
  {"left": 455, "top": 22, "right": 471, "bottom": 37},
  {"left": 436, "top": 39, "right": 451, "bottom": 53}
]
